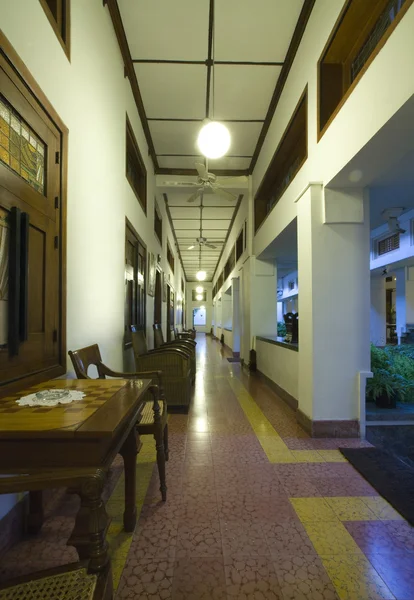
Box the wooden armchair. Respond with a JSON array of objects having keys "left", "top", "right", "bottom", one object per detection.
[
  {"left": 175, "top": 327, "right": 196, "bottom": 341},
  {"left": 130, "top": 327, "right": 192, "bottom": 412},
  {"left": 68, "top": 344, "right": 168, "bottom": 500},
  {"left": 153, "top": 324, "right": 196, "bottom": 382}
]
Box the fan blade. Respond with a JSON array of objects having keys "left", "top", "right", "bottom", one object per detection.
[
  {"left": 187, "top": 189, "right": 203, "bottom": 203},
  {"left": 214, "top": 187, "right": 237, "bottom": 200},
  {"left": 195, "top": 162, "right": 208, "bottom": 180},
  {"left": 163, "top": 181, "right": 199, "bottom": 186},
  {"left": 204, "top": 243, "right": 217, "bottom": 249}
]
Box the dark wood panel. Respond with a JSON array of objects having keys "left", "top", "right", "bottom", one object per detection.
[{"left": 28, "top": 224, "right": 46, "bottom": 333}]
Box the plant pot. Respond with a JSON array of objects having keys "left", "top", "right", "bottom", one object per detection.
[{"left": 375, "top": 392, "right": 397, "bottom": 409}]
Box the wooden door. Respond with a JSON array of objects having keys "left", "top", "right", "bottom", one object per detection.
[
  {"left": 154, "top": 269, "right": 161, "bottom": 325},
  {"left": 0, "top": 54, "right": 62, "bottom": 387},
  {"left": 124, "top": 222, "right": 146, "bottom": 346},
  {"left": 166, "top": 286, "right": 174, "bottom": 341}
]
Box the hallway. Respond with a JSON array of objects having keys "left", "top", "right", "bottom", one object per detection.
[{"left": 1, "top": 335, "right": 413, "bottom": 599}]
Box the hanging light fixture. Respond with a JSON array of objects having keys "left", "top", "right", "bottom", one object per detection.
[
  {"left": 196, "top": 286, "right": 204, "bottom": 294},
  {"left": 197, "top": 0, "right": 230, "bottom": 160},
  {"left": 196, "top": 270, "right": 207, "bottom": 281},
  {"left": 197, "top": 121, "right": 230, "bottom": 159},
  {"left": 196, "top": 205, "right": 207, "bottom": 282},
  {"left": 196, "top": 294, "right": 203, "bottom": 301}
]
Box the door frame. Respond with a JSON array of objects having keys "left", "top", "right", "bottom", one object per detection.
[{"left": 1, "top": 32, "right": 68, "bottom": 394}]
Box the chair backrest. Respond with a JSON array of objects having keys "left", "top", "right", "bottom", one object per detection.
[
  {"left": 153, "top": 323, "right": 165, "bottom": 348},
  {"left": 130, "top": 326, "right": 149, "bottom": 356},
  {"left": 68, "top": 344, "right": 106, "bottom": 379}
]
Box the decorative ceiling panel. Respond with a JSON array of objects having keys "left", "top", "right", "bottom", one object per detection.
[
  {"left": 214, "top": 0, "right": 305, "bottom": 62},
  {"left": 149, "top": 121, "right": 202, "bottom": 156},
  {"left": 212, "top": 65, "right": 282, "bottom": 120},
  {"left": 134, "top": 64, "right": 206, "bottom": 119},
  {"left": 157, "top": 156, "right": 204, "bottom": 170},
  {"left": 118, "top": 0, "right": 209, "bottom": 60}
]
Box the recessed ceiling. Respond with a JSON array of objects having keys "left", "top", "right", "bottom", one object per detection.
[
  {"left": 117, "top": 0, "right": 308, "bottom": 175},
  {"left": 162, "top": 187, "right": 246, "bottom": 282}
]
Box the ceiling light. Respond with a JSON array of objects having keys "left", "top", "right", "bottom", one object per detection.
[
  {"left": 200, "top": 305, "right": 206, "bottom": 310},
  {"left": 196, "top": 270, "right": 207, "bottom": 281},
  {"left": 187, "top": 245, "right": 195, "bottom": 250},
  {"left": 197, "top": 121, "right": 231, "bottom": 159},
  {"left": 196, "top": 294, "right": 203, "bottom": 301},
  {"left": 196, "top": 286, "right": 204, "bottom": 294}
]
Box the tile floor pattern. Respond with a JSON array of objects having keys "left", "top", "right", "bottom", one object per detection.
[{"left": 0, "top": 334, "right": 413, "bottom": 599}]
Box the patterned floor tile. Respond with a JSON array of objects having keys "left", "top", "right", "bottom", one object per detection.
[
  {"left": 290, "top": 498, "right": 338, "bottom": 523},
  {"left": 367, "top": 550, "right": 414, "bottom": 600},
  {"left": 116, "top": 557, "right": 174, "bottom": 599},
  {"left": 221, "top": 519, "right": 269, "bottom": 557},
  {"left": 176, "top": 519, "right": 222, "bottom": 557},
  {"left": 320, "top": 553, "right": 396, "bottom": 600},
  {"left": 224, "top": 556, "right": 283, "bottom": 599},
  {"left": 262, "top": 520, "right": 317, "bottom": 557},
  {"left": 273, "top": 554, "right": 339, "bottom": 600},
  {"left": 172, "top": 557, "right": 227, "bottom": 600},
  {"left": 303, "top": 521, "right": 364, "bottom": 555},
  {"left": 362, "top": 497, "right": 404, "bottom": 521},
  {"left": 325, "top": 497, "right": 378, "bottom": 521}
]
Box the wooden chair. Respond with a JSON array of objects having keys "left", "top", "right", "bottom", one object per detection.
[
  {"left": 68, "top": 344, "right": 168, "bottom": 500},
  {"left": 175, "top": 327, "right": 196, "bottom": 341},
  {"left": 130, "top": 327, "right": 192, "bottom": 411},
  {"left": 153, "top": 324, "right": 196, "bottom": 383}
]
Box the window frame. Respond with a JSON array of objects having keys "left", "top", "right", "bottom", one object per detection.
[
  {"left": 167, "top": 239, "right": 175, "bottom": 274},
  {"left": 154, "top": 201, "right": 162, "bottom": 245},
  {"left": 126, "top": 116, "right": 147, "bottom": 215},
  {"left": 39, "top": 0, "right": 71, "bottom": 60}
]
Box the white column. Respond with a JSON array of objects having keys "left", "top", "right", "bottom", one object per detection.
[
  {"left": 232, "top": 278, "right": 241, "bottom": 353},
  {"left": 297, "top": 184, "right": 370, "bottom": 431},
  {"left": 370, "top": 276, "right": 386, "bottom": 346},
  {"left": 395, "top": 267, "right": 406, "bottom": 344},
  {"left": 406, "top": 266, "right": 414, "bottom": 326}
]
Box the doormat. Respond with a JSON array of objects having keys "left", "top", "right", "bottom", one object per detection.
[
  {"left": 227, "top": 357, "right": 241, "bottom": 363},
  {"left": 339, "top": 447, "right": 414, "bottom": 526}
]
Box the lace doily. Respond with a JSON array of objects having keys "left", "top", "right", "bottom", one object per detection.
[{"left": 16, "top": 389, "right": 86, "bottom": 407}]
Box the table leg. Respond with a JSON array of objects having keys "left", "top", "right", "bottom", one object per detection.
[
  {"left": 67, "top": 469, "right": 110, "bottom": 573},
  {"left": 119, "top": 428, "right": 138, "bottom": 532},
  {"left": 28, "top": 490, "right": 44, "bottom": 534}
]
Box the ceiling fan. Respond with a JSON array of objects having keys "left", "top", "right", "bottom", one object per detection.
[
  {"left": 165, "top": 162, "right": 238, "bottom": 203},
  {"left": 187, "top": 236, "right": 218, "bottom": 250}
]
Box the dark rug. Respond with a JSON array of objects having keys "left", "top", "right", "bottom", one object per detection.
[
  {"left": 227, "top": 357, "right": 241, "bottom": 363},
  {"left": 340, "top": 447, "right": 414, "bottom": 526}
]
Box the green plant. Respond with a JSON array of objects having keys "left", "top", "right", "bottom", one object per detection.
[
  {"left": 277, "top": 321, "right": 287, "bottom": 337},
  {"left": 370, "top": 344, "right": 391, "bottom": 370},
  {"left": 368, "top": 344, "right": 414, "bottom": 404}
]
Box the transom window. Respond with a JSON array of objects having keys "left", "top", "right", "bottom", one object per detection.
[
  {"left": 378, "top": 233, "right": 400, "bottom": 256},
  {"left": 39, "top": 0, "right": 71, "bottom": 58},
  {"left": 126, "top": 117, "right": 147, "bottom": 214},
  {"left": 0, "top": 97, "right": 45, "bottom": 195}
]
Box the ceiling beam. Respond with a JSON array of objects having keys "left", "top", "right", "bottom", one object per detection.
[
  {"left": 249, "top": 0, "right": 316, "bottom": 173},
  {"left": 105, "top": 0, "right": 159, "bottom": 170},
  {"left": 132, "top": 59, "right": 284, "bottom": 66}
]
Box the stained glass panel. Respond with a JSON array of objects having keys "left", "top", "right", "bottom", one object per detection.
[{"left": 0, "top": 96, "right": 46, "bottom": 195}]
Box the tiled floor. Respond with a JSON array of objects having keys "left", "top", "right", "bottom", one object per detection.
[{"left": 1, "top": 334, "right": 413, "bottom": 599}]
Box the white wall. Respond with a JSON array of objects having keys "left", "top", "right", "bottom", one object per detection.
[
  {"left": 253, "top": 0, "right": 414, "bottom": 258},
  {"left": 0, "top": 0, "right": 185, "bottom": 519},
  {"left": 256, "top": 340, "right": 298, "bottom": 400}
]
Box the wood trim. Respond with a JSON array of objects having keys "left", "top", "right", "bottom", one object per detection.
[
  {"left": 317, "top": 0, "right": 414, "bottom": 140},
  {"left": 163, "top": 194, "right": 188, "bottom": 281},
  {"left": 147, "top": 118, "right": 264, "bottom": 123},
  {"left": 0, "top": 31, "right": 68, "bottom": 393},
  {"left": 157, "top": 168, "right": 249, "bottom": 177},
  {"left": 254, "top": 85, "right": 308, "bottom": 234},
  {"left": 126, "top": 114, "right": 147, "bottom": 214},
  {"left": 105, "top": 0, "right": 158, "bottom": 171},
  {"left": 249, "top": 0, "right": 315, "bottom": 173},
  {"left": 38, "top": 0, "right": 71, "bottom": 60},
  {"left": 212, "top": 194, "right": 243, "bottom": 281},
  {"left": 205, "top": 0, "right": 215, "bottom": 119},
  {"left": 131, "top": 59, "right": 285, "bottom": 66},
  {"left": 296, "top": 409, "right": 360, "bottom": 438}
]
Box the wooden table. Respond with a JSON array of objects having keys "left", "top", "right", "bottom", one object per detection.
[{"left": 0, "top": 378, "right": 151, "bottom": 578}]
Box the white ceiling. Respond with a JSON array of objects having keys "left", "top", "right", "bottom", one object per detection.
[
  {"left": 117, "top": 0, "right": 305, "bottom": 174},
  {"left": 159, "top": 176, "right": 248, "bottom": 281},
  {"left": 117, "top": 0, "right": 306, "bottom": 280}
]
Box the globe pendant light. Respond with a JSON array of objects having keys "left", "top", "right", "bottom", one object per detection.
[
  {"left": 196, "top": 294, "right": 203, "bottom": 301},
  {"left": 196, "top": 270, "right": 207, "bottom": 281},
  {"left": 196, "top": 286, "right": 204, "bottom": 294},
  {"left": 197, "top": 0, "right": 230, "bottom": 160},
  {"left": 197, "top": 121, "right": 230, "bottom": 159}
]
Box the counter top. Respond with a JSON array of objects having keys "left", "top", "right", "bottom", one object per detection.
[{"left": 256, "top": 336, "right": 299, "bottom": 352}]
